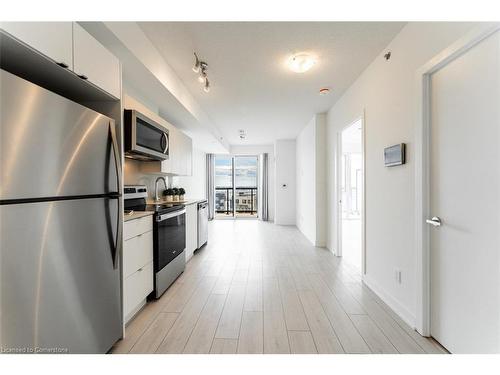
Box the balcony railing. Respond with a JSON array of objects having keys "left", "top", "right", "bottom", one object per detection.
[{"left": 215, "top": 187, "right": 257, "bottom": 215}]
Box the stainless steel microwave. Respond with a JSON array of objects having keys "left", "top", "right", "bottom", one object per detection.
[{"left": 124, "top": 109, "right": 169, "bottom": 161}]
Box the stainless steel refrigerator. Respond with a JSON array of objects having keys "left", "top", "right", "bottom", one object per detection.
[{"left": 0, "top": 69, "right": 123, "bottom": 353}]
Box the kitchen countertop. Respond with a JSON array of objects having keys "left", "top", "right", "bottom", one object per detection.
[
  {"left": 123, "top": 211, "right": 154, "bottom": 222},
  {"left": 178, "top": 199, "right": 206, "bottom": 206},
  {"left": 124, "top": 199, "right": 206, "bottom": 222},
  {"left": 145, "top": 198, "right": 206, "bottom": 206}
]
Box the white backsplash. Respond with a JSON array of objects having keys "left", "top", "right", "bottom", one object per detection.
[{"left": 124, "top": 159, "right": 175, "bottom": 201}]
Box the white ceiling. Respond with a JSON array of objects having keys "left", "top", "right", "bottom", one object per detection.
[{"left": 138, "top": 22, "right": 405, "bottom": 145}]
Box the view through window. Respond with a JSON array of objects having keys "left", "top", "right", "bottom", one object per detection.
[{"left": 215, "top": 155, "right": 258, "bottom": 218}]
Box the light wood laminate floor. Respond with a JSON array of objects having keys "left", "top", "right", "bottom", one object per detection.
[{"left": 111, "top": 220, "right": 446, "bottom": 354}]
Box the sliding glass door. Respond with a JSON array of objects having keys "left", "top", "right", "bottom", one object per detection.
[
  {"left": 234, "top": 156, "right": 258, "bottom": 217},
  {"left": 214, "top": 155, "right": 258, "bottom": 218},
  {"left": 215, "top": 155, "right": 234, "bottom": 217}
]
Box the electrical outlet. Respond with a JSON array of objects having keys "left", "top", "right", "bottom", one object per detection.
[{"left": 395, "top": 270, "right": 402, "bottom": 284}]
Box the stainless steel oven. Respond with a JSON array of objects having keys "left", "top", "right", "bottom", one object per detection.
[
  {"left": 124, "top": 109, "right": 169, "bottom": 161},
  {"left": 153, "top": 207, "right": 186, "bottom": 298}
]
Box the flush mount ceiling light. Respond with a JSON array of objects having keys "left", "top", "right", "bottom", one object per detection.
[
  {"left": 319, "top": 87, "right": 330, "bottom": 96},
  {"left": 287, "top": 52, "right": 317, "bottom": 73},
  {"left": 193, "top": 52, "right": 211, "bottom": 93}
]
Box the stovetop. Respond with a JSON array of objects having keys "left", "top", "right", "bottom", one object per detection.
[
  {"left": 124, "top": 199, "right": 185, "bottom": 215},
  {"left": 144, "top": 202, "right": 185, "bottom": 214}
]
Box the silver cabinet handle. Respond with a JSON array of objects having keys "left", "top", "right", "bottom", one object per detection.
[{"left": 426, "top": 216, "right": 442, "bottom": 227}]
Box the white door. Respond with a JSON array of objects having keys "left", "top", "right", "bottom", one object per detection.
[
  {"left": 429, "top": 30, "right": 499, "bottom": 353},
  {"left": 338, "top": 119, "right": 363, "bottom": 271}
]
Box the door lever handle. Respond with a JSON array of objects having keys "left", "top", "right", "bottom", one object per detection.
[{"left": 426, "top": 216, "right": 442, "bottom": 227}]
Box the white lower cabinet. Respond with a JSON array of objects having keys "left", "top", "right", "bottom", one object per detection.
[
  {"left": 123, "top": 216, "right": 153, "bottom": 323},
  {"left": 124, "top": 262, "right": 153, "bottom": 321},
  {"left": 185, "top": 203, "right": 198, "bottom": 262}
]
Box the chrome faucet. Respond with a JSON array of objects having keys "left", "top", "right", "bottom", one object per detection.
[{"left": 154, "top": 176, "right": 167, "bottom": 202}]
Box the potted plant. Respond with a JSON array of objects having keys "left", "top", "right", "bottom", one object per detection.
[
  {"left": 172, "top": 187, "right": 180, "bottom": 201},
  {"left": 179, "top": 188, "right": 186, "bottom": 201},
  {"left": 163, "top": 188, "right": 174, "bottom": 202}
]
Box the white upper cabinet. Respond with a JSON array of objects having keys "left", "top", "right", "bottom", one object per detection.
[
  {"left": 181, "top": 131, "right": 193, "bottom": 176},
  {"left": 0, "top": 22, "right": 120, "bottom": 99},
  {"left": 160, "top": 127, "right": 192, "bottom": 176},
  {"left": 0, "top": 22, "right": 73, "bottom": 69},
  {"left": 73, "top": 23, "right": 121, "bottom": 99}
]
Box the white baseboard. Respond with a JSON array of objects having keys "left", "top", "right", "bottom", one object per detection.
[{"left": 362, "top": 274, "right": 416, "bottom": 329}]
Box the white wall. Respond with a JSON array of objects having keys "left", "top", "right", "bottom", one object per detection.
[
  {"left": 296, "top": 115, "right": 327, "bottom": 246},
  {"left": 274, "top": 139, "right": 296, "bottom": 225},
  {"left": 229, "top": 145, "right": 275, "bottom": 222},
  {"left": 325, "top": 22, "right": 479, "bottom": 325},
  {"left": 296, "top": 118, "right": 316, "bottom": 243},
  {"left": 172, "top": 147, "right": 206, "bottom": 200}
]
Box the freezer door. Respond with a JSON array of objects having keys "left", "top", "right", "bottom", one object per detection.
[
  {"left": 0, "top": 197, "right": 122, "bottom": 353},
  {"left": 0, "top": 70, "right": 118, "bottom": 201}
]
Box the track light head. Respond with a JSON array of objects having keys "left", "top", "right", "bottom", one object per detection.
[
  {"left": 193, "top": 53, "right": 210, "bottom": 93},
  {"left": 192, "top": 53, "right": 200, "bottom": 73}
]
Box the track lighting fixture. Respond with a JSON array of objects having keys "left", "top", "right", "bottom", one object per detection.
[
  {"left": 193, "top": 52, "right": 211, "bottom": 93},
  {"left": 198, "top": 70, "right": 206, "bottom": 83},
  {"left": 192, "top": 53, "right": 201, "bottom": 73}
]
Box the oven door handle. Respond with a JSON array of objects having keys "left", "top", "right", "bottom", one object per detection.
[{"left": 157, "top": 209, "right": 186, "bottom": 222}]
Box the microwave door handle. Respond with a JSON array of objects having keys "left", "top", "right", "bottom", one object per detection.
[
  {"left": 161, "top": 132, "right": 168, "bottom": 153},
  {"left": 109, "top": 121, "right": 123, "bottom": 269}
]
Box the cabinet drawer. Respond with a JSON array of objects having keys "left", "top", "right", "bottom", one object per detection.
[
  {"left": 123, "top": 215, "right": 152, "bottom": 240},
  {"left": 123, "top": 230, "right": 153, "bottom": 278},
  {"left": 124, "top": 261, "right": 153, "bottom": 319}
]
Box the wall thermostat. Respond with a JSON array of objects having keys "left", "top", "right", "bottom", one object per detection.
[{"left": 384, "top": 143, "right": 406, "bottom": 167}]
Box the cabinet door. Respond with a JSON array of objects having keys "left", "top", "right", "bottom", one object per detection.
[
  {"left": 0, "top": 22, "right": 73, "bottom": 68},
  {"left": 123, "top": 230, "right": 153, "bottom": 278},
  {"left": 124, "top": 262, "right": 153, "bottom": 320},
  {"left": 73, "top": 23, "right": 121, "bottom": 98},
  {"left": 184, "top": 134, "right": 193, "bottom": 176},
  {"left": 161, "top": 126, "right": 177, "bottom": 174},
  {"left": 185, "top": 204, "right": 198, "bottom": 261},
  {"left": 159, "top": 127, "right": 193, "bottom": 176}
]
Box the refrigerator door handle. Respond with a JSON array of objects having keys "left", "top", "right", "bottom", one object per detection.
[{"left": 109, "top": 121, "right": 123, "bottom": 269}]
